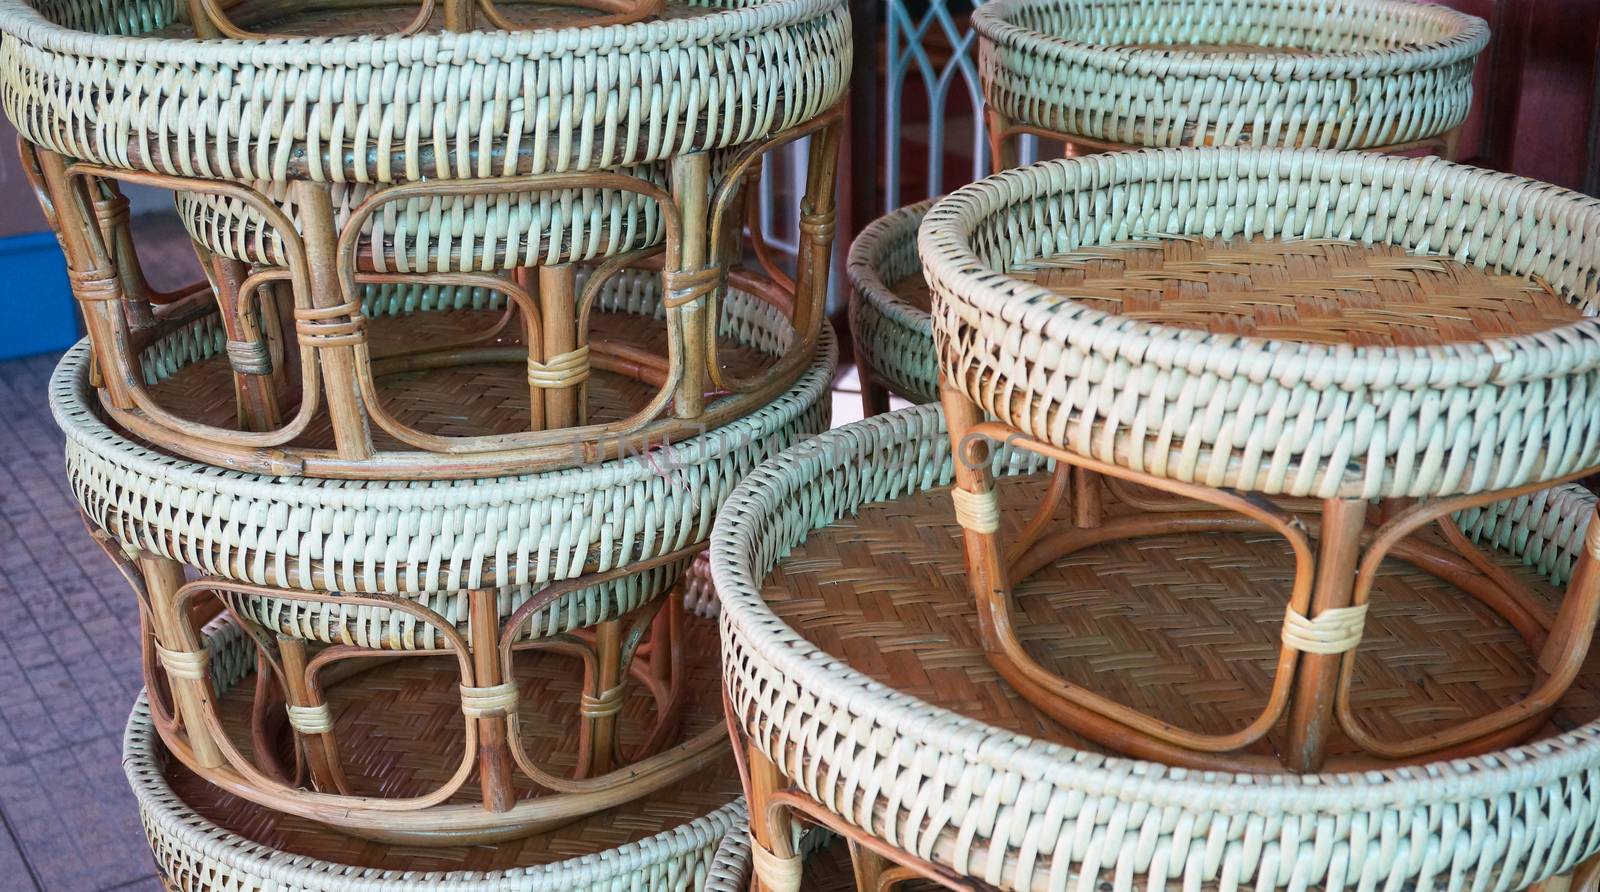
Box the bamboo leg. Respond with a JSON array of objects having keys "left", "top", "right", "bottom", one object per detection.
[
  {"left": 36, "top": 150, "right": 136, "bottom": 410},
  {"left": 443, "top": 0, "right": 473, "bottom": 30},
  {"left": 1071, "top": 466, "right": 1102, "bottom": 528},
  {"left": 537, "top": 264, "right": 581, "bottom": 430},
  {"left": 1441, "top": 125, "right": 1464, "bottom": 162},
  {"left": 291, "top": 180, "right": 373, "bottom": 461},
  {"left": 277, "top": 636, "right": 345, "bottom": 794},
  {"left": 940, "top": 381, "right": 1016, "bottom": 656},
  {"left": 986, "top": 108, "right": 1019, "bottom": 175},
  {"left": 139, "top": 555, "right": 224, "bottom": 769},
  {"left": 584, "top": 618, "right": 624, "bottom": 777},
  {"left": 860, "top": 374, "right": 892, "bottom": 418},
  {"left": 669, "top": 153, "right": 713, "bottom": 419},
  {"left": 468, "top": 589, "right": 516, "bottom": 811},
  {"left": 747, "top": 742, "right": 802, "bottom": 892},
  {"left": 850, "top": 840, "right": 892, "bottom": 892},
  {"left": 209, "top": 254, "right": 282, "bottom": 431},
  {"left": 1285, "top": 498, "right": 1368, "bottom": 772},
  {"left": 791, "top": 123, "right": 842, "bottom": 342}
]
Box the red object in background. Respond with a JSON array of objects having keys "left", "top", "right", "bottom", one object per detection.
[{"left": 1422, "top": 0, "right": 1599, "bottom": 192}]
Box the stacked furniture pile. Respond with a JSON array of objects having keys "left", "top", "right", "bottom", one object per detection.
[
  {"left": 850, "top": 0, "right": 1488, "bottom": 415},
  {"left": 1, "top": 0, "right": 848, "bottom": 883},
  {"left": 722, "top": 2, "right": 1600, "bottom": 890}
]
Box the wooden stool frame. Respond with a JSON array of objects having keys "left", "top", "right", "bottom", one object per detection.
[
  {"left": 24, "top": 103, "right": 843, "bottom": 480},
  {"left": 96, "top": 527, "right": 725, "bottom": 845},
  {"left": 938, "top": 382, "right": 1600, "bottom": 773}
]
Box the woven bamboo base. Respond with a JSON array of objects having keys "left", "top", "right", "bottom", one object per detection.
[
  {"left": 156, "top": 610, "right": 739, "bottom": 866},
  {"left": 143, "top": 306, "right": 767, "bottom": 452},
  {"left": 760, "top": 475, "right": 1600, "bottom": 766}
]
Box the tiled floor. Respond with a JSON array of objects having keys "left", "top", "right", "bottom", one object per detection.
[
  {"left": 0, "top": 352, "right": 166, "bottom": 892},
  {"left": 0, "top": 338, "right": 872, "bottom": 890}
]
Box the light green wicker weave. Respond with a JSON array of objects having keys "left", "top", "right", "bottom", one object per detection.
[
  {"left": 714, "top": 403, "right": 1600, "bottom": 892},
  {"left": 124, "top": 616, "right": 752, "bottom": 892},
  {"left": 974, "top": 0, "right": 1488, "bottom": 153},
  {"left": 0, "top": 0, "right": 852, "bottom": 181},
  {"left": 55, "top": 280, "right": 836, "bottom": 645},
  {"left": 847, "top": 199, "right": 938, "bottom": 410},
  {"left": 921, "top": 148, "right": 1600, "bottom": 501}
]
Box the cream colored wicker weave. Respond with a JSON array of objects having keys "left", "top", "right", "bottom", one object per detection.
[
  {"left": 3, "top": 0, "right": 849, "bottom": 477},
  {"left": 848, "top": 199, "right": 938, "bottom": 414},
  {"left": 714, "top": 403, "right": 1600, "bottom": 892},
  {"left": 920, "top": 147, "right": 1600, "bottom": 773},
  {"left": 974, "top": 0, "right": 1487, "bottom": 164},
  {"left": 55, "top": 293, "right": 835, "bottom": 842},
  {"left": 124, "top": 616, "right": 753, "bottom": 891}
]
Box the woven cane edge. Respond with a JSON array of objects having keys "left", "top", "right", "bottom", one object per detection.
[
  {"left": 972, "top": 0, "right": 1488, "bottom": 82},
  {"left": 847, "top": 198, "right": 938, "bottom": 405}
]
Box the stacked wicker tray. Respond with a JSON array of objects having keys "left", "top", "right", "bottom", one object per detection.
[
  {"left": 852, "top": 0, "right": 1490, "bottom": 416},
  {"left": 3, "top": 0, "right": 848, "bottom": 882}
]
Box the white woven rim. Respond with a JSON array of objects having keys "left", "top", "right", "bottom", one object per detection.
[
  {"left": 0, "top": 0, "right": 842, "bottom": 65},
  {"left": 971, "top": 0, "right": 1487, "bottom": 80},
  {"left": 918, "top": 148, "right": 1600, "bottom": 393}
]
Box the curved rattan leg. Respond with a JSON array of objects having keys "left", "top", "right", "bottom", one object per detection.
[
  {"left": 860, "top": 373, "right": 892, "bottom": 417},
  {"left": 276, "top": 635, "right": 347, "bottom": 795},
  {"left": 669, "top": 152, "right": 713, "bottom": 420},
  {"left": 746, "top": 742, "right": 803, "bottom": 892},
  {"left": 205, "top": 252, "right": 282, "bottom": 431},
  {"left": 292, "top": 179, "right": 374, "bottom": 461},
  {"left": 1284, "top": 498, "right": 1368, "bottom": 772},
  {"left": 583, "top": 618, "right": 625, "bottom": 777},
  {"left": 986, "top": 107, "right": 1019, "bottom": 175},
  {"left": 138, "top": 554, "right": 225, "bottom": 769},
  {"left": 467, "top": 588, "right": 517, "bottom": 812}
]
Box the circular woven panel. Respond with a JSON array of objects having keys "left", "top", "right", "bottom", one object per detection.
[
  {"left": 1011, "top": 236, "right": 1585, "bottom": 348},
  {"left": 143, "top": 308, "right": 767, "bottom": 450},
  {"left": 164, "top": 612, "right": 738, "bottom": 872},
  {"left": 759, "top": 476, "right": 1600, "bottom": 761}
]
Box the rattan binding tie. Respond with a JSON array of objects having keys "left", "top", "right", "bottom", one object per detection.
[
  {"left": 580, "top": 684, "right": 626, "bottom": 719},
  {"left": 950, "top": 488, "right": 1000, "bottom": 533},
  {"left": 294, "top": 302, "right": 366, "bottom": 348},
  {"left": 69, "top": 267, "right": 120, "bottom": 302},
  {"left": 284, "top": 704, "right": 333, "bottom": 735},
  {"left": 663, "top": 267, "right": 722, "bottom": 309},
  {"left": 799, "top": 208, "right": 836, "bottom": 245},
  {"left": 92, "top": 193, "right": 129, "bottom": 228},
  {"left": 751, "top": 843, "right": 801, "bottom": 892},
  {"left": 1282, "top": 604, "right": 1369, "bottom": 655},
  {"left": 527, "top": 345, "right": 591, "bottom": 388},
  {"left": 155, "top": 643, "right": 209, "bottom": 680},
  {"left": 225, "top": 340, "right": 272, "bottom": 376},
  {"left": 459, "top": 682, "right": 520, "bottom": 718}
]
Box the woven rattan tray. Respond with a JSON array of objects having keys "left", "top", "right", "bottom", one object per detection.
[
  {"left": 922, "top": 148, "right": 1600, "bottom": 501},
  {"left": 974, "top": 0, "right": 1487, "bottom": 154},
  {"left": 715, "top": 404, "right": 1600, "bottom": 891},
  {"left": 125, "top": 615, "right": 749, "bottom": 890},
  {"left": 848, "top": 199, "right": 937, "bottom": 411},
  {"left": 0, "top": 0, "right": 850, "bottom": 181}
]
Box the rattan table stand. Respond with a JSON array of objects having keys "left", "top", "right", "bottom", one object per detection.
[
  {"left": 923, "top": 147, "right": 1600, "bottom": 774},
  {"left": 973, "top": 0, "right": 1488, "bottom": 169},
  {"left": 717, "top": 405, "right": 1600, "bottom": 892}
]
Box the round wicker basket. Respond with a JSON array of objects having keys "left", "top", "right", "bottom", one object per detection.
[
  {"left": 0, "top": 0, "right": 851, "bottom": 181},
  {"left": 920, "top": 148, "right": 1600, "bottom": 501},
  {"left": 124, "top": 616, "right": 752, "bottom": 891},
  {"left": 847, "top": 199, "right": 938, "bottom": 410},
  {"left": 974, "top": 0, "right": 1488, "bottom": 154},
  {"left": 714, "top": 403, "right": 1600, "bottom": 891}
]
